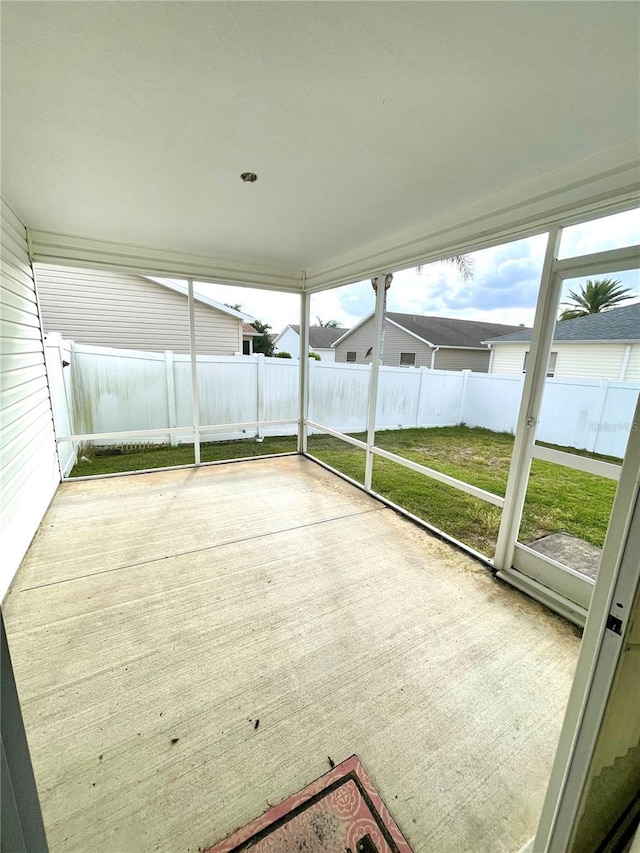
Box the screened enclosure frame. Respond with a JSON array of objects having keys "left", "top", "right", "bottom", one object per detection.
[{"left": 50, "top": 202, "right": 640, "bottom": 629}]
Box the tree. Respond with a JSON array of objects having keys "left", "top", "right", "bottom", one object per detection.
[
  {"left": 370, "top": 255, "right": 474, "bottom": 362},
  {"left": 559, "top": 279, "right": 635, "bottom": 321},
  {"left": 315, "top": 317, "right": 343, "bottom": 328},
  {"left": 251, "top": 320, "right": 275, "bottom": 356}
]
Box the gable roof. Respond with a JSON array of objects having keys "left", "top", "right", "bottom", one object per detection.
[
  {"left": 485, "top": 302, "right": 640, "bottom": 344},
  {"left": 280, "top": 325, "right": 348, "bottom": 349},
  {"left": 333, "top": 312, "right": 529, "bottom": 349},
  {"left": 146, "top": 277, "right": 252, "bottom": 321}
]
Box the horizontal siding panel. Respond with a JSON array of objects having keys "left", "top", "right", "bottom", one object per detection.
[
  {"left": 382, "top": 324, "right": 433, "bottom": 367},
  {"left": 489, "top": 346, "right": 527, "bottom": 375},
  {"left": 1, "top": 396, "right": 53, "bottom": 451},
  {"left": 1, "top": 386, "right": 52, "bottom": 431},
  {"left": 0, "top": 221, "right": 31, "bottom": 261},
  {"left": 0, "top": 301, "right": 42, "bottom": 329},
  {"left": 490, "top": 343, "right": 640, "bottom": 381},
  {"left": 1, "top": 283, "right": 40, "bottom": 314},
  {"left": 0, "top": 430, "right": 58, "bottom": 516},
  {"left": 1, "top": 201, "right": 59, "bottom": 600},
  {"left": 335, "top": 317, "right": 434, "bottom": 367},
  {"left": 35, "top": 264, "right": 243, "bottom": 355},
  {"left": 1, "top": 351, "right": 46, "bottom": 376},
  {"left": 625, "top": 346, "right": 640, "bottom": 382},
  {"left": 555, "top": 344, "right": 624, "bottom": 380},
  {"left": 0, "top": 373, "right": 49, "bottom": 411},
  {"left": 1, "top": 241, "right": 35, "bottom": 273},
  {"left": 0, "top": 324, "right": 44, "bottom": 347},
  {"left": 435, "top": 348, "right": 490, "bottom": 372},
  {"left": 1, "top": 264, "right": 40, "bottom": 300},
  {"left": 1, "top": 203, "right": 27, "bottom": 237}
]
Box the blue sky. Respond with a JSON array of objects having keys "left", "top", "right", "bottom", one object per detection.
[{"left": 197, "top": 208, "right": 639, "bottom": 332}]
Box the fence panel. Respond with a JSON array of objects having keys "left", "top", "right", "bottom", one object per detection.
[
  {"left": 261, "top": 358, "right": 299, "bottom": 433},
  {"left": 462, "top": 372, "right": 524, "bottom": 433},
  {"left": 195, "top": 355, "right": 259, "bottom": 437},
  {"left": 71, "top": 343, "right": 170, "bottom": 440},
  {"left": 309, "top": 361, "right": 370, "bottom": 433},
  {"left": 376, "top": 366, "right": 421, "bottom": 428},
  {"left": 416, "top": 368, "right": 465, "bottom": 427},
  {"left": 54, "top": 341, "right": 640, "bottom": 459}
]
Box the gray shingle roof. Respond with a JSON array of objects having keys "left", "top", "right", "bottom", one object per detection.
[
  {"left": 385, "top": 313, "right": 529, "bottom": 348},
  {"left": 485, "top": 302, "right": 640, "bottom": 344},
  {"left": 289, "top": 324, "right": 348, "bottom": 348}
]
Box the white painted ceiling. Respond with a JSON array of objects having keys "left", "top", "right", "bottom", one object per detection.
[{"left": 2, "top": 1, "right": 639, "bottom": 276}]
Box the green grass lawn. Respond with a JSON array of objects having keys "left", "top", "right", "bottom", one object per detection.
[{"left": 71, "top": 426, "right": 618, "bottom": 557}]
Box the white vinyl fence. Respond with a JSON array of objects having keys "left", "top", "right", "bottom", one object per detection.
[{"left": 48, "top": 340, "right": 640, "bottom": 461}]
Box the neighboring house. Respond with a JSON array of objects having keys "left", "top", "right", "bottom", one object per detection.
[
  {"left": 485, "top": 302, "right": 640, "bottom": 382},
  {"left": 241, "top": 323, "right": 260, "bottom": 355},
  {"left": 274, "top": 324, "right": 347, "bottom": 361},
  {"left": 333, "top": 312, "right": 529, "bottom": 371},
  {"left": 35, "top": 265, "right": 254, "bottom": 355}
]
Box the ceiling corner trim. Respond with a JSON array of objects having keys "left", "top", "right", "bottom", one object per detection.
[
  {"left": 27, "top": 230, "right": 306, "bottom": 293},
  {"left": 304, "top": 140, "right": 640, "bottom": 292}
]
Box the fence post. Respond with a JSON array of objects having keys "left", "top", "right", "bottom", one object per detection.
[
  {"left": 256, "top": 354, "right": 264, "bottom": 440},
  {"left": 415, "top": 366, "right": 427, "bottom": 427},
  {"left": 164, "top": 350, "right": 178, "bottom": 446},
  {"left": 458, "top": 370, "right": 471, "bottom": 425},
  {"left": 589, "top": 379, "right": 611, "bottom": 454}
]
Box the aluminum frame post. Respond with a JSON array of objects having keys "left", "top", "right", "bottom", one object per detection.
[
  {"left": 494, "top": 228, "right": 562, "bottom": 571},
  {"left": 364, "top": 273, "right": 389, "bottom": 490},
  {"left": 187, "top": 280, "right": 201, "bottom": 465},
  {"left": 297, "top": 291, "right": 311, "bottom": 453}
]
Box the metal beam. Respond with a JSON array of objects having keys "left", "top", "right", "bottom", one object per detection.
[
  {"left": 297, "top": 291, "right": 311, "bottom": 453},
  {"left": 493, "top": 228, "right": 562, "bottom": 572},
  {"left": 553, "top": 243, "right": 640, "bottom": 279},
  {"left": 364, "top": 275, "right": 388, "bottom": 490},
  {"left": 187, "top": 280, "right": 201, "bottom": 465},
  {"left": 27, "top": 229, "right": 305, "bottom": 292}
]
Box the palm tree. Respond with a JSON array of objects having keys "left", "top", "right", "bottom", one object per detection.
[
  {"left": 315, "top": 317, "right": 343, "bottom": 328},
  {"left": 370, "top": 255, "right": 474, "bottom": 362},
  {"left": 559, "top": 279, "right": 634, "bottom": 321}
]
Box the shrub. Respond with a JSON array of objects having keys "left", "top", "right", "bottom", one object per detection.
[
  {"left": 275, "top": 351, "right": 292, "bottom": 358},
  {"left": 309, "top": 351, "right": 321, "bottom": 360}
]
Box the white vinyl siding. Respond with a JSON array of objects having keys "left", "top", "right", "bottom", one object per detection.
[
  {"left": 433, "top": 347, "right": 491, "bottom": 372},
  {"left": 490, "top": 345, "right": 530, "bottom": 375},
  {"left": 35, "top": 265, "right": 242, "bottom": 355},
  {"left": 275, "top": 327, "right": 301, "bottom": 357},
  {"left": 523, "top": 350, "right": 558, "bottom": 377},
  {"left": 491, "top": 342, "right": 640, "bottom": 381},
  {"left": 624, "top": 345, "right": 640, "bottom": 382},
  {"left": 314, "top": 347, "right": 336, "bottom": 362},
  {"left": 1, "top": 202, "right": 59, "bottom": 599}
]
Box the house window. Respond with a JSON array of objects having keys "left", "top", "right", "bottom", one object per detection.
[
  {"left": 242, "top": 340, "right": 251, "bottom": 355},
  {"left": 346, "top": 351, "right": 356, "bottom": 363},
  {"left": 523, "top": 351, "right": 558, "bottom": 377},
  {"left": 400, "top": 352, "right": 416, "bottom": 367}
]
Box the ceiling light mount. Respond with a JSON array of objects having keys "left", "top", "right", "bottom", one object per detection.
[{"left": 240, "top": 172, "right": 258, "bottom": 183}]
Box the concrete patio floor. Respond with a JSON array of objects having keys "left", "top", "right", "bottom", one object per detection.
[{"left": 2, "top": 456, "right": 581, "bottom": 852}]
